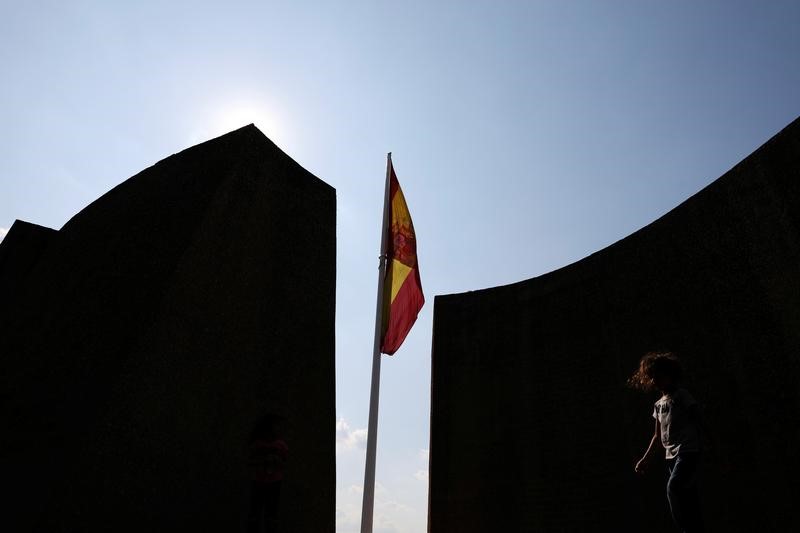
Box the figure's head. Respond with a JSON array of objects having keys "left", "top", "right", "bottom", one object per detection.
[
  {"left": 628, "top": 351, "right": 683, "bottom": 392},
  {"left": 251, "top": 413, "right": 286, "bottom": 441}
]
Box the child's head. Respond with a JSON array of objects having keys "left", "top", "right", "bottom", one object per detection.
[
  {"left": 251, "top": 413, "right": 286, "bottom": 441},
  {"left": 628, "top": 351, "right": 683, "bottom": 392}
]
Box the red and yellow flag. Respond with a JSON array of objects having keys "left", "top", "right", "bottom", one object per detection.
[{"left": 380, "top": 160, "right": 424, "bottom": 355}]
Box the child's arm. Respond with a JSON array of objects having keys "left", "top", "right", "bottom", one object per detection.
[{"left": 634, "top": 419, "right": 661, "bottom": 474}]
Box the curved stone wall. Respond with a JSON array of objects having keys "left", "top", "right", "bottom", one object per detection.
[{"left": 430, "top": 117, "right": 800, "bottom": 532}]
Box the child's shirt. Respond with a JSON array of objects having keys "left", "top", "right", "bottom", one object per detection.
[
  {"left": 249, "top": 438, "right": 289, "bottom": 484},
  {"left": 652, "top": 387, "right": 699, "bottom": 459}
]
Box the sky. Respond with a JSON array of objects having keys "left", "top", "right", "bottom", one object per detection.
[{"left": 2, "top": 1, "right": 799, "bottom": 531}]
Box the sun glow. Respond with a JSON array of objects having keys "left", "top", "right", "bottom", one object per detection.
[{"left": 194, "top": 100, "right": 289, "bottom": 147}]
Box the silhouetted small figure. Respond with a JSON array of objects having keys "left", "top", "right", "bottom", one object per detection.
[
  {"left": 630, "top": 352, "right": 704, "bottom": 533},
  {"left": 247, "top": 414, "right": 288, "bottom": 533}
]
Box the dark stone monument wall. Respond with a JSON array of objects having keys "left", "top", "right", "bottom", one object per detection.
[
  {"left": 0, "top": 126, "right": 336, "bottom": 532},
  {"left": 430, "top": 117, "right": 800, "bottom": 532},
  {"left": 0, "top": 220, "right": 58, "bottom": 308}
]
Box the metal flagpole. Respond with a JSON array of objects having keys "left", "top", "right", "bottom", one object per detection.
[{"left": 360, "top": 153, "right": 393, "bottom": 533}]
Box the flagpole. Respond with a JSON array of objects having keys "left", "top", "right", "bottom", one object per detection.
[{"left": 361, "top": 153, "right": 392, "bottom": 533}]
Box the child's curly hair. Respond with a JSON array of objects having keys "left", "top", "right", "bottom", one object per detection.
[{"left": 627, "top": 351, "right": 683, "bottom": 391}]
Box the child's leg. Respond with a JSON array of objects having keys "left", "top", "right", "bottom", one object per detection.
[
  {"left": 247, "top": 482, "right": 266, "bottom": 533},
  {"left": 666, "top": 453, "right": 704, "bottom": 533}
]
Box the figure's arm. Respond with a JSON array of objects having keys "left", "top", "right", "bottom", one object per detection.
[{"left": 635, "top": 419, "right": 661, "bottom": 474}]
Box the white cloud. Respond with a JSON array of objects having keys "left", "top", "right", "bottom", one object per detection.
[
  {"left": 415, "top": 448, "right": 429, "bottom": 481},
  {"left": 337, "top": 481, "right": 418, "bottom": 533},
  {"left": 374, "top": 520, "right": 400, "bottom": 533},
  {"left": 0, "top": 227, "right": 8, "bottom": 243},
  {"left": 335, "top": 502, "right": 360, "bottom": 533},
  {"left": 380, "top": 499, "right": 415, "bottom": 515},
  {"left": 336, "top": 418, "right": 368, "bottom": 452}
]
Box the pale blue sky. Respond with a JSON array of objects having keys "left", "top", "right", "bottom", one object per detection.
[{"left": 2, "top": 1, "right": 799, "bottom": 531}]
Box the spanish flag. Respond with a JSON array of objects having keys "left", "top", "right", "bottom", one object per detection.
[{"left": 380, "top": 158, "right": 424, "bottom": 355}]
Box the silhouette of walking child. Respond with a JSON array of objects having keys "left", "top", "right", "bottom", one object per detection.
[
  {"left": 630, "top": 352, "right": 704, "bottom": 533},
  {"left": 247, "top": 414, "right": 288, "bottom": 533}
]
